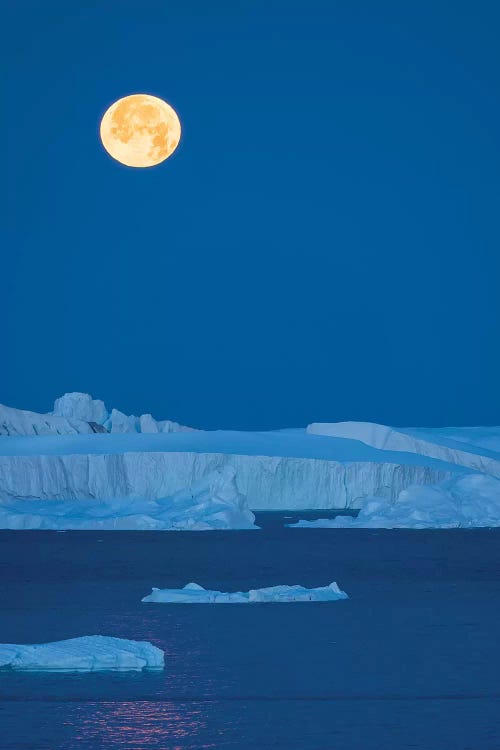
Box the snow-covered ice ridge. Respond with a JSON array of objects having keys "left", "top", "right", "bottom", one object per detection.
[
  {"left": 1, "top": 396, "right": 499, "bottom": 511},
  {"left": 0, "top": 636, "right": 164, "bottom": 671},
  {"left": 289, "top": 474, "right": 500, "bottom": 529},
  {"left": 0, "top": 391, "right": 195, "bottom": 436},
  {"left": 142, "top": 581, "right": 348, "bottom": 604},
  {"left": 307, "top": 422, "right": 500, "bottom": 478},
  {"left": 0, "top": 468, "right": 257, "bottom": 530}
]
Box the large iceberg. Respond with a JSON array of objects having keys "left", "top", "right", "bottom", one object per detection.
[
  {"left": 142, "top": 581, "right": 348, "bottom": 604},
  {"left": 0, "top": 423, "right": 467, "bottom": 510},
  {"left": 0, "top": 636, "right": 164, "bottom": 671},
  {"left": 289, "top": 474, "right": 500, "bottom": 529},
  {"left": 1, "top": 395, "right": 499, "bottom": 512},
  {"left": 0, "top": 467, "right": 257, "bottom": 530}
]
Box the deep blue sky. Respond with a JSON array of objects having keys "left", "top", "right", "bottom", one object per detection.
[{"left": 2, "top": 1, "right": 499, "bottom": 429}]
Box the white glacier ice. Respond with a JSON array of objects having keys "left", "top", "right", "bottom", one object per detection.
[
  {"left": 156, "top": 418, "right": 197, "bottom": 434},
  {"left": 102, "top": 409, "right": 196, "bottom": 434},
  {"left": 53, "top": 392, "right": 108, "bottom": 425},
  {"left": 142, "top": 581, "right": 348, "bottom": 604},
  {"left": 0, "top": 392, "right": 195, "bottom": 437},
  {"left": 289, "top": 474, "right": 500, "bottom": 529},
  {"left": 1, "top": 395, "right": 499, "bottom": 516},
  {"left": 416, "top": 426, "right": 500, "bottom": 454},
  {"left": 0, "top": 467, "right": 257, "bottom": 530},
  {"left": 0, "top": 636, "right": 164, "bottom": 671},
  {"left": 139, "top": 413, "right": 159, "bottom": 433},
  {"left": 306, "top": 422, "right": 500, "bottom": 478},
  {"left": 0, "top": 403, "right": 97, "bottom": 437},
  {"left": 105, "top": 408, "right": 139, "bottom": 434},
  {"left": 0, "top": 429, "right": 463, "bottom": 510}
]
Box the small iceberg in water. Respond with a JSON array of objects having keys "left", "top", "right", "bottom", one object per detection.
[
  {"left": 0, "top": 635, "right": 164, "bottom": 672},
  {"left": 142, "top": 581, "right": 348, "bottom": 604}
]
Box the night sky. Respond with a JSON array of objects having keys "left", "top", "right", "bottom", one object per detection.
[{"left": 3, "top": 1, "right": 500, "bottom": 429}]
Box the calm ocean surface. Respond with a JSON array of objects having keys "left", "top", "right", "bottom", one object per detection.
[{"left": 1, "top": 513, "right": 499, "bottom": 749}]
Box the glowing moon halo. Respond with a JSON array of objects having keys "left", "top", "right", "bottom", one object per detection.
[{"left": 100, "top": 94, "right": 181, "bottom": 168}]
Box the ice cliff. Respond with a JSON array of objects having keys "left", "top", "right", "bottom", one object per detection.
[
  {"left": 1, "top": 396, "right": 499, "bottom": 513},
  {"left": 0, "top": 429, "right": 463, "bottom": 510}
]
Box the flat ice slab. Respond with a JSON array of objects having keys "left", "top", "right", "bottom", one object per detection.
[
  {"left": 288, "top": 474, "right": 500, "bottom": 529},
  {"left": 0, "top": 635, "right": 164, "bottom": 672},
  {"left": 142, "top": 581, "right": 348, "bottom": 604}
]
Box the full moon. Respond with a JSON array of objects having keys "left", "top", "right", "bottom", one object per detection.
[{"left": 100, "top": 94, "right": 181, "bottom": 168}]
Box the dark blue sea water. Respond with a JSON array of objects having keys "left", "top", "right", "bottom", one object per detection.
[{"left": 1, "top": 514, "right": 499, "bottom": 749}]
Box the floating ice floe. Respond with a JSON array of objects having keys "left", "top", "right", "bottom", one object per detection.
[
  {"left": 288, "top": 474, "right": 500, "bottom": 529},
  {"left": 0, "top": 636, "right": 164, "bottom": 671},
  {"left": 0, "top": 467, "right": 258, "bottom": 531},
  {"left": 142, "top": 581, "right": 348, "bottom": 604}
]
